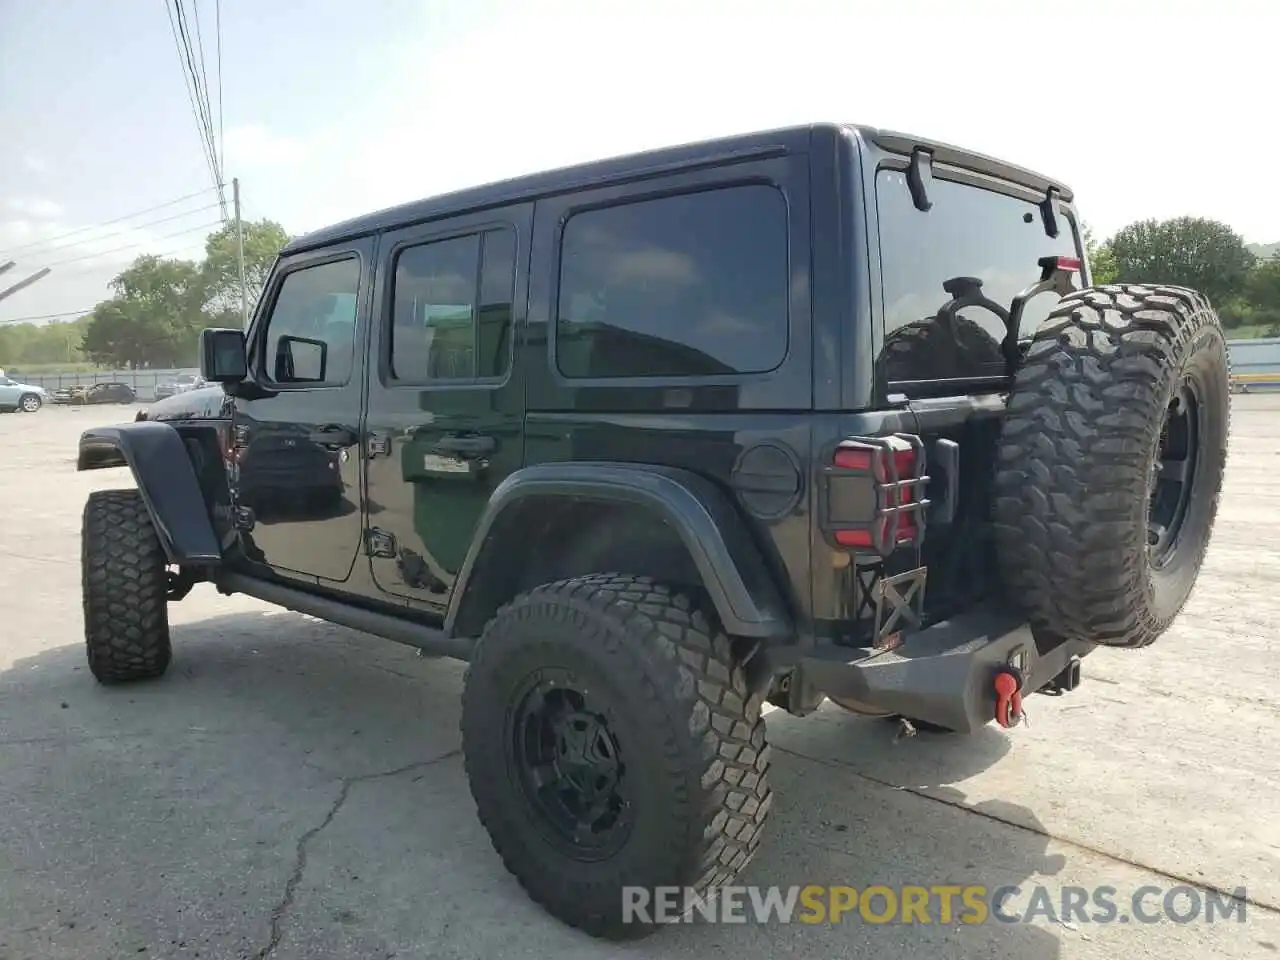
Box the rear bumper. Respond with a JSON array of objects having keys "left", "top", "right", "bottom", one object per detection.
[{"left": 793, "top": 605, "right": 1092, "bottom": 733}]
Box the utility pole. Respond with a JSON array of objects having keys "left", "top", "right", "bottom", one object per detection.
[
  {"left": 0, "top": 266, "right": 51, "bottom": 304},
  {"left": 233, "top": 177, "right": 248, "bottom": 328}
]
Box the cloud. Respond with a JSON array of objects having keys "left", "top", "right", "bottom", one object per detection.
[
  {"left": 224, "top": 124, "right": 309, "bottom": 168},
  {"left": 7, "top": 197, "right": 63, "bottom": 219},
  {"left": 21, "top": 154, "right": 49, "bottom": 176}
]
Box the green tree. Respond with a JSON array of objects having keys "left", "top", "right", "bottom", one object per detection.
[
  {"left": 0, "top": 316, "right": 91, "bottom": 366},
  {"left": 80, "top": 255, "right": 206, "bottom": 368},
  {"left": 1247, "top": 256, "right": 1280, "bottom": 308},
  {"left": 200, "top": 219, "right": 289, "bottom": 316},
  {"left": 1082, "top": 223, "right": 1118, "bottom": 285},
  {"left": 1108, "top": 216, "right": 1255, "bottom": 306},
  {"left": 1247, "top": 256, "right": 1280, "bottom": 335}
]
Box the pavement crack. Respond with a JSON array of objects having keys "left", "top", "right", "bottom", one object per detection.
[
  {"left": 773, "top": 744, "right": 1280, "bottom": 916},
  {"left": 252, "top": 747, "right": 462, "bottom": 960}
]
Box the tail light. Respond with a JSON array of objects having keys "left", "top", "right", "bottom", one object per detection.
[
  {"left": 217, "top": 424, "right": 241, "bottom": 466},
  {"left": 1048, "top": 255, "right": 1082, "bottom": 274},
  {"left": 821, "top": 434, "right": 929, "bottom": 555}
]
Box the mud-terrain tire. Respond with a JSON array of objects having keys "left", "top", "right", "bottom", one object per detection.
[
  {"left": 994, "top": 285, "right": 1230, "bottom": 649},
  {"left": 82, "top": 489, "right": 172, "bottom": 682},
  {"left": 460, "top": 574, "right": 773, "bottom": 940},
  {"left": 882, "top": 313, "right": 1005, "bottom": 382}
]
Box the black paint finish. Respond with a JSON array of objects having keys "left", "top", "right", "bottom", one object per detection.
[
  {"left": 114, "top": 121, "right": 1090, "bottom": 715},
  {"left": 445, "top": 462, "right": 793, "bottom": 641},
  {"left": 77, "top": 421, "right": 222, "bottom": 566}
]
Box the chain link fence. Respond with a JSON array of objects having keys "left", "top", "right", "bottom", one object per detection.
[
  {"left": 8, "top": 339, "right": 1277, "bottom": 402},
  {"left": 8, "top": 368, "right": 203, "bottom": 402}
]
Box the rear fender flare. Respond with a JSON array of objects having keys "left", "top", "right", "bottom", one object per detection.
[
  {"left": 444, "top": 462, "right": 794, "bottom": 641},
  {"left": 77, "top": 421, "right": 221, "bottom": 566}
]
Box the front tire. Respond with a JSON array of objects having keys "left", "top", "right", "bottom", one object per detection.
[
  {"left": 82, "top": 490, "right": 172, "bottom": 682},
  {"left": 461, "top": 574, "right": 773, "bottom": 940},
  {"left": 19, "top": 393, "right": 41, "bottom": 412},
  {"left": 994, "top": 285, "right": 1230, "bottom": 649}
]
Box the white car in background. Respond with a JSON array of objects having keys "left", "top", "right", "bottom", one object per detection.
[
  {"left": 153, "top": 373, "right": 206, "bottom": 400},
  {"left": 0, "top": 375, "right": 48, "bottom": 413}
]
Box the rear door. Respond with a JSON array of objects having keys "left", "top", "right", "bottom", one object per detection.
[
  {"left": 521, "top": 157, "right": 815, "bottom": 613},
  {"left": 232, "top": 241, "right": 373, "bottom": 583},
  {"left": 361, "top": 204, "right": 531, "bottom": 614}
]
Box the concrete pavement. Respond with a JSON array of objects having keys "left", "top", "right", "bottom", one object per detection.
[{"left": 1, "top": 400, "right": 1277, "bottom": 959}]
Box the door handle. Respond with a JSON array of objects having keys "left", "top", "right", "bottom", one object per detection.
[
  {"left": 434, "top": 435, "right": 495, "bottom": 457},
  {"left": 308, "top": 425, "right": 357, "bottom": 448}
]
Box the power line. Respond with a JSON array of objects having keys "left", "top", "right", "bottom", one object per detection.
[
  {"left": 39, "top": 220, "right": 223, "bottom": 270},
  {"left": 178, "top": 0, "right": 219, "bottom": 190},
  {"left": 1, "top": 202, "right": 223, "bottom": 262},
  {"left": 215, "top": 0, "right": 224, "bottom": 179},
  {"left": 177, "top": 0, "right": 219, "bottom": 186},
  {"left": 0, "top": 229, "right": 219, "bottom": 324},
  {"left": 165, "top": 0, "right": 222, "bottom": 202},
  {"left": 185, "top": 0, "right": 227, "bottom": 216},
  {"left": 191, "top": 0, "right": 212, "bottom": 133},
  {"left": 0, "top": 187, "right": 221, "bottom": 260},
  {"left": 170, "top": 0, "right": 219, "bottom": 193},
  {"left": 0, "top": 309, "right": 96, "bottom": 325},
  {"left": 47, "top": 239, "right": 215, "bottom": 281}
]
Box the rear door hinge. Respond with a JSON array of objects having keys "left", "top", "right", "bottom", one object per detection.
[
  {"left": 232, "top": 506, "right": 255, "bottom": 531},
  {"left": 365, "top": 528, "right": 397, "bottom": 558},
  {"left": 367, "top": 432, "right": 392, "bottom": 457}
]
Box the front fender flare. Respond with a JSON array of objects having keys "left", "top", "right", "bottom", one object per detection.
[
  {"left": 77, "top": 421, "right": 221, "bottom": 566},
  {"left": 444, "top": 462, "right": 793, "bottom": 641}
]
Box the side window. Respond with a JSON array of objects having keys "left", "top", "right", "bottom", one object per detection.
[
  {"left": 876, "top": 169, "right": 1080, "bottom": 386},
  {"left": 390, "top": 227, "right": 516, "bottom": 382},
  {"left": 555, "top": 184, "right": 789, "bottom": 379},
  {"left": 262, "top": 257, "right": 361, "bottom": 386}
]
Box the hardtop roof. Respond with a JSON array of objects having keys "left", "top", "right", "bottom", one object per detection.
[{"left": 282, "top": 122, "right": 1073, "bottom": 255}]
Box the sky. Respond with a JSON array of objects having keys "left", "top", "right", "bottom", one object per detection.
[{"left": 0, "top": 0, "right": 1275, "bottom": 325}]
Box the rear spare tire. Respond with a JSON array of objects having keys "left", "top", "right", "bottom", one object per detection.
[
  {"left": 460, "top": 574, "right": 773, "bottom": 940},
  {"left": 994, "top": 285, "right": 1229, "bottom": 649},
  {"left": 82, "top": 489, "right": 172, "bottom": 682}
]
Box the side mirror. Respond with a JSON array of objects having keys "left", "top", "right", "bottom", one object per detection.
[
  {"left": 199, "top": 328, "right": 248, "bottom": 383},
  {"left": 274, "top": 335, "right": 328, "bottom": 383}
]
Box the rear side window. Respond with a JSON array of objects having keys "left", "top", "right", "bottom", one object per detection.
[
  {"left": 390, "top": 228, "right": 516, "bottom": 382},
  {"left": 876, "top": 169, "right": 1080, "bottom": 388},
  {"left": 556, "top": 185, "right": 789, "bottom": 379}
]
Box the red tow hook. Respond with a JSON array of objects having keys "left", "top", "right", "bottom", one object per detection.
[{"left": 994, "top": 668, "right": 1024, "bottom": 728}]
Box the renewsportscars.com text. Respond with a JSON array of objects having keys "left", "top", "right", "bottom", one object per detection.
[{"left": 622, "top": 884, "right": 1249, "bottom": 926}]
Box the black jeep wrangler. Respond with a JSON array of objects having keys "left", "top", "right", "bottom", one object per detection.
[{"left": 76, "top": 123, "right": 1229, "bottom": 940}]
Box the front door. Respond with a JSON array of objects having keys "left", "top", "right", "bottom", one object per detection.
[
  {"left": 362, "top": 204, "right": 531, "bottom": 614},
  {"left": 232, "top": 240, "right": 374, "bottom": 583}
]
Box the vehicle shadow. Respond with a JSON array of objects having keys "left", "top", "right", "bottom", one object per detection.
[{"left": 0, "top": 609, "right": 1066, "bottom": 959}]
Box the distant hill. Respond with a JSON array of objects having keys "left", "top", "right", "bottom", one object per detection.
[{"left": 1249, "top": 242, "right": 1279, "bottom": 260}]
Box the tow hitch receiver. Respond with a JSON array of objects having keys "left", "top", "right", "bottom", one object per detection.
[{"left": 1040, "top": 655, "right": 1083, "bottom": 695}]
